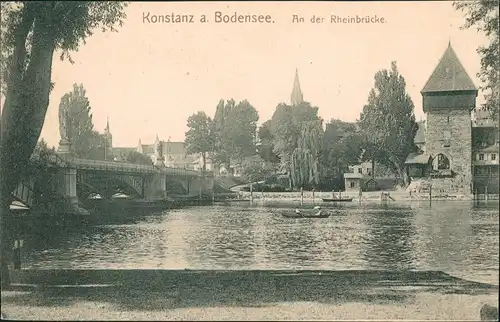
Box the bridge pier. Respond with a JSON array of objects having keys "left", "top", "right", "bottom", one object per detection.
[
  {"left": 55, "top": 167, "right": 89, "bottom": 216},
  {"left": 188, "top": 171, "right": 214, "bottom": 199},
  {"left": 144, "top": 173, "right": 167, "bottom": 200}
]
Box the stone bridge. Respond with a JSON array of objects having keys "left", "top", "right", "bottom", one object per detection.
[{"left": 11, "top": 152, "right": 215, "bottom": 215}]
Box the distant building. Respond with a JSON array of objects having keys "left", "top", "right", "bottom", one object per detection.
[
  {"left": 344, "top": 161, "right": 398, "bottom": 192},
  {"left": 344, "top": 172, "right": 364, "bottom": 192},
  {"left": 112, "top": 147, "right": 136, "bottom": 162},
  {"left": 191, "top": 154, "right": 215, "bottom": 172},
  {"left": 218, "top": 159, "right": 244, "bottom": 177},
  {"left": 139, "top": 137, "right": 197, "bottom": 169},
  {"left": 349, "top": 162, "right": 373, "bottom": 177},
  {"left": 405, "top": 42, "right": 499, "bottom": 194}
]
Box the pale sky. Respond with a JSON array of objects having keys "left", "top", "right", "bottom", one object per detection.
[{"left": 10, "top": 1, "right": 491, "bottom": 148}]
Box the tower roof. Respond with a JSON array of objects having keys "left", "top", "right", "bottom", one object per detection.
[
  {"left": 291, "top": 68, "right": 304, "bottom": 105},
  {"left": 421, "top": 43, "right": 477, "bottom": 93}
]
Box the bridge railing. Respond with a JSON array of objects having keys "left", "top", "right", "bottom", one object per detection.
[
  {"left": 67, "top": 157, "right": 201, "bottom": 177},
  {"left": 34, "top": 150, "right": 205, "bottom": 177}
]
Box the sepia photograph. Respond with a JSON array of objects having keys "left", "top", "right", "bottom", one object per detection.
[{"left": 0, "top": 1, "right": 499, "bottom": 320}]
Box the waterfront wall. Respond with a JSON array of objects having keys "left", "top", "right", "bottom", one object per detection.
[{"left": 238, "top": 191, "right": 498, "bottom": 202}]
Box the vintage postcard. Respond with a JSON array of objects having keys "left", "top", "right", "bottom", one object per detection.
[{"left": 0, "top": 0, "right": 498, "bottom": 321}]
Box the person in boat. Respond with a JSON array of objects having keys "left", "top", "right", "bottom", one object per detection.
[{"left": 293, "top": 206, "right": 322, "bottom": 217}]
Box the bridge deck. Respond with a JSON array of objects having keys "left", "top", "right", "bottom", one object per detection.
[{"left": 45, "top": 155, "right": 204, "bottom": 177}]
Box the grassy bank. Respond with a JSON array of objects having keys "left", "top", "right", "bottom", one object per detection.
[{"left": 1, "top": 269, "right": 498, "bottom": 320}]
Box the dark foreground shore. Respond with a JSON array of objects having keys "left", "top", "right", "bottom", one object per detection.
[{"left": 2, "top": 269, "right": 498, "bottom": 320}]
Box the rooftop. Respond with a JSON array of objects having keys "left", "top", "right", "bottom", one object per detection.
[
  {"left": 405, "top": 152, "right": 431, "bottom": 165},
  {"left": 344, "top": 173, "right": 364, "bottom": 179},
  {"left": 476, "top": 145, "right": 500, "bottom": 153},
  {"left": 421, "top": 43, "right": 477, "bottom": 94}
]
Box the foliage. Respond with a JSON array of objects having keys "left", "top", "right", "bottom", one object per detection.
[
  {"left": 241, "top": 155, "right": 275, "bottom": 183},
  {"left": 32, "top": 138, "right": 55, "bottom": 156},
  {"left": 290, "top": 120, "right": 323, "bottom": 189},
  {"left": 454, "top": 0, "right": 499, "bottom": 120},
  {"left": 28, "top": 139, "right": 59, "bottom": 205},
  {"left": 0, "top": 1, "right": 128, "bottom": 288},
  {"left": 224, "top": 100, "right": 259, "bottom": 162},
  {"left": 60, "top": 83, "right": 106, "bottom": 160},
  {"left": 269, "top": 101, "right": 322, "bottom": 178},
  {"left": 185, "top": 111, "right": 215, "bottom": 171},
  {"left": 320, "top": 119, "right": 363, "bottom": 190},
  {"left": 358, "top": 62, "right": 418, "bottom": 186},
  {"left": 126, "top": 151, "right": 153, "bottom": 165},
  {"left": 212, "top": 99, "right": 234, "bottom": 166},
  {"left": 212, "top": 99, "right": 259, "bottom": 168},
  {"left": 257, "top": 120, "right": 280, "bottom": 164}
]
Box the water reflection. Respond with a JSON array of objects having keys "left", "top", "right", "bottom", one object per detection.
[
  {"left": 187, "top": 208, "right": 258, "bottom": 269},
  {"left": 361, "top": 206, "right": 416, "bottom": 270},
  {"left": 21, "top": 202, "right": 499, "bottom": 284}
]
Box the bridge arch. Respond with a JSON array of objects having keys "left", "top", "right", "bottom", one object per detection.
[{"left": 77, "top": 171, "right": 145, "bottom": 199}]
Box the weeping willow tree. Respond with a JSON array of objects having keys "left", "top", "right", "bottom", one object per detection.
[{"left": 290, "top": 121, "right": 323, "bottom": 189}]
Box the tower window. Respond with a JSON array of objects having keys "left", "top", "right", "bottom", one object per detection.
[
  {"left": 433, "top": 153, "right": 450, "bottom": 170},
  {"left": 479, "top": 154, "right": 484, "bottom": 161},
  {"left": 491, "top": 154, "right": 497, "bottom": 161},
  {"left": 447, "top": 116, "right": 450, "bottom": 123},
  {"left": 443, "top": 130, "right": 451, "bottom": 147}
]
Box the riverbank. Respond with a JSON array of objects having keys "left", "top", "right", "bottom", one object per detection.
[
  {"left": 1, "top": 269, "right": 498, "bottom": 320},
  {"left": 7, "top": 196, "right": 217, "bottom": 229},
  {"left": 238, "top": 190, "right": 499, "bottom": 202}
]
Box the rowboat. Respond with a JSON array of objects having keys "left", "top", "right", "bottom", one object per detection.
[
  {"left": 322, "top": 198, "right": 353, "bottom": 202},
  {"left": 281, "top": 206, "right": 331, "bottom": 219}
]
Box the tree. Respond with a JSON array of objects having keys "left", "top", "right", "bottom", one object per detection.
[
  {"left": 224, "top": 100, "right": 259, "bottom": 162},
  {"left": 454, "top": 0, "right": 499, "bottom": 120},
  {"left": 241, "top": 155, "right": 274, "bottom": 183},
  {"left": 269, "top": 101, "right": 322, "bottom": 187},
  {"left": 185, "top": 111, "right": 214, "bottom": 171},
  {"left": 212, "top": 99, "right": 234, "bottom": 167},
  {"left": 358, "top": 62, "right": 418, "bottom": 186},
  {"left": 59, "top": 83, "right": 103, "bottom": 159},
  {"left": 212, "top": 99, "right": 259, "bottom": 172},
  {"left": 320, "top": 119, "right": 363, "bottom": 190},
  {"left": 126, "top": 151, "right": 153, "bottom": 166},
  {"left": 0, "top": 1, "right": 127, "bottom": 288},
  {"left": 258, "top": 120, "right": 280, "bottom": 164},
  {"left": 29, "top": 139, "right": 58, "bottom": 208},
  {"left": 290, "top": 120, "right": 323, "bottom": 189}
]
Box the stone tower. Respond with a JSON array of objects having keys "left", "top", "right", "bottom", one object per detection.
[
  {"left": 291, "top": 68, "right": 304, "bottom": 106},
  {"left": 103, "top": 117, "right": 113, "bottom": 160},
  {"left": 421, "top": 42, "right": 478, "bottom": 194}
]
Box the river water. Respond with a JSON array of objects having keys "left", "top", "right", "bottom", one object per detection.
[{"left": 21, "top": 201, "right": 499, "bottom": 285}]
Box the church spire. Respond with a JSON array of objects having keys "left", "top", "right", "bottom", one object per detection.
[
  {"left": 291, "top": 68, "right": 304, "bottom": 106},
  {"left": 104, "top": 117, "right": 110, "bottom": 134}
]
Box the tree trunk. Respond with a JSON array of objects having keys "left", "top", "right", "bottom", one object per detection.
[
  {"left": 371, "top": 159, "right": 375, "bottom": 178},
  {"left": 394, "top": 162, "right": 408, "bottom": 187},
  {"left": 202, "top": 152, "right": 206, "bottom": 172},
  {"left": 1, "top": 10, "right": 56, "bottom": 289}
]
